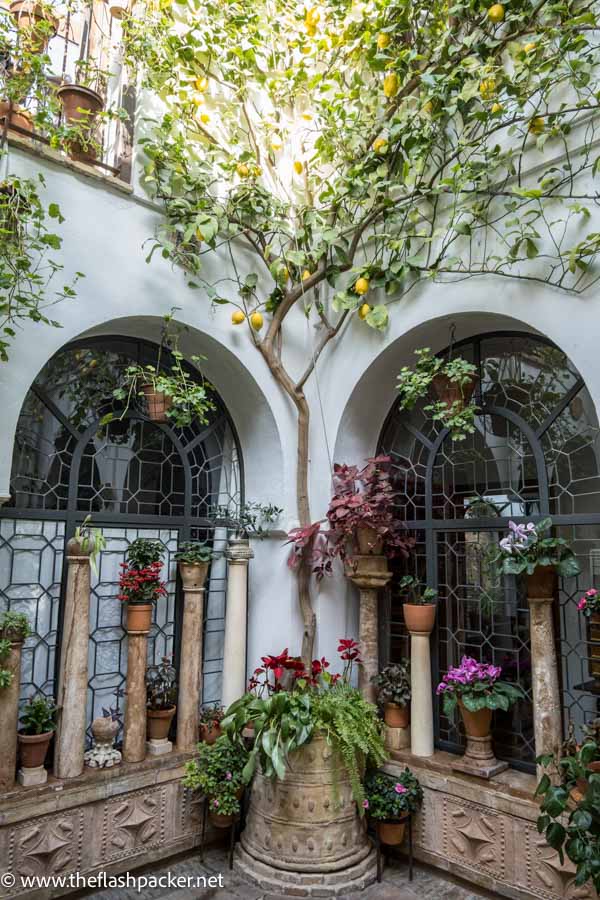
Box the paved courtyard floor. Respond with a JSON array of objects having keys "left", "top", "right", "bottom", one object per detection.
[{"left": 82, "top": 848, "right": 497, "bottom": 900}]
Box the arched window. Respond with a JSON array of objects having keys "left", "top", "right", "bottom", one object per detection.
[
  {"left": 378, "top": 332, "right": 600, "bottom": 771},
  {"left": 0, "top": 337, "right": 242, "bottom": 737}
]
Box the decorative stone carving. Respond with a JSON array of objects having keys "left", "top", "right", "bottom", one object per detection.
[
  {"left": 84, "top": 716, "right": 121, "bottom": 769},
  {"left": 9, "top": 812, "right": 83, "bottom": 878},
  {"left": 451, "top": 731, "right": 509, "bottom": 779},
  {"left": 524, "top": 823, "right": 598, "bottom": 899},
  {"left": 443, "top": 798, "right": 505, "bottom": 880},
  {"left": 102, "top": 788, "right": 165, "bottom": 862}
]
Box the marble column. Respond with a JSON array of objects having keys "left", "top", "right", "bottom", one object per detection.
[
  {"left": 221, "top": 537, "right": 254, "bottom": 709},
  {"left": 123, "top": 627, "right": 150, "bottom": 763},
  {"left": 529, "top": 594, "right": 563, "bottom": 775},
  {"left": 346, "top": 555, "right": 391, "bottom": 704},
  {"left": 0, "top": 639, "right": 24, "bottom": 791},
  {"left": 54, "top": 542, "right": 91, "bottom": 779},
  {"left": 176, "top": 562, "right": 209, "bottom": 752},
  {"left": 409, "top": 630, "right": 434, "bottom": 757}
]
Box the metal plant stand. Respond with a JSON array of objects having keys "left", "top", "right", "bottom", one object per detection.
[{"left": 369, "top": 813, "right": 413, "bottom": 883}]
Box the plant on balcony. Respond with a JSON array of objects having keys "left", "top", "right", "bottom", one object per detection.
[
  {"left": 396, "top": 348, "right": 479, "bottom": 441},
  {"left": 183, "top": 733, "right": 249, "bottom": 827},
  {"left": 437, "top": 656, "right": 524, "bottom": 739},
  {"left": 0, "top": 611, "right": 30, "bottom": 690},
  {"left": 364, "top": 767, "right": 423, "bottom": 845},
  {"left": 198, "top": 702, "right": 224, "bottom": 744},
  {"left": 146, "top": 655, "right": 177, "bottom": 740},
  {"left": 372, "top": 661, "right": 411, "bottom": 728},
  {"left": 17, "top": 693, "right": 57, "bottom": 768},
  {"left": 536, "top": 737, "right": 600, "bottom": 894},
  {"left": 118, "top": 538, "right": 167, "bottom": 632},
  {"left": 494, "top": 518, "right": 581, "bottom": 597}
]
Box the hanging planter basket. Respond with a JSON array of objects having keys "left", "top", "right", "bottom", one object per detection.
[
  {"left": 141, "top": 383, "right": 173, "bottom": 423},
  {"left": 431, "top": 372, "right": 478, "bottom": 411},
  {"left": 56, "top": 84, "right": 104, "bottom": 163}
]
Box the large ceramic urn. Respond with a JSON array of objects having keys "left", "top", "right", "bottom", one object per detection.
[{"left": 237, "top": 733, "right": 376, "bottom": 894}]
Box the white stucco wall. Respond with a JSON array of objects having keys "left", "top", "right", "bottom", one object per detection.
[{"left": 1, "top": 138, "right": 599, "bottom": 678}]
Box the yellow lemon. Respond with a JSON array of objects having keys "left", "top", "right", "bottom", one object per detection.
[
  {"left": 200, "top": 113, "right": 210, "bottom": 123},
  {"left": 305, "top": 7, "right": 320, "bottom": 25},
  {"left": 523, "top": 41, "right": 536, "bottom": 52},
  {"left": 377, "top": 32, "right": 390, "bottom": 50},
  {"left": 301, "top": 44, "right": 311, "bottom": 53},
  {"left": 281, "top": 266, "right": 290, "bottom": 282},
  {"left": 479, "top": 77, "right": 496, "bottom": 100},
  {"left": 196, "top": 228, "right": 204, "bottom": 242},
  {"left": 354, "top": 276, "right": 370, "bottom": 295},
  {"left": 294, "top": 160, "right": 304, "bottom": 174},
  {"left": 422, "top": 100, "right": 434, "bottom": 116},
  {"left": 271, "top": 134, "right": 283, "bottom": 151},
  {"left": 231, "top": 310, "right": 246, "bottom": 325},
  {"left": 302, "top": 269, "right": 312, "bottom": 280},
  {"left": 373, "top": 137, "right": 388, "bottom": 153},
  {"left": 250, "top": 312, "right": 264, "bottom": 331},
  {"left": 487, "top": 3, "right": 504, "bottom": 23},
  {"left": 491, "top": 102, "right": 503, "bottom": 114},
  {"left": 195, "top": 76, "right": 208, "bottom": 91},
  {"left": 253, "top": 165, "right": 262, "bottom": 177},
  {"left": 529, "top": 116, "right": 544, "bottom": 134},
  {"left": 358, "top": 303, "right": 371, "bottom": 320},
  {"left": 383, "top": 72, "right": 399, "bottom": 98},
  {"left": 236, "top": 162, "right": 250, "bottom": 177}
]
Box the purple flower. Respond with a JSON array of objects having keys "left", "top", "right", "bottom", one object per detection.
[
  {"left": 213, "top": 799, "right": 219, "bottom": 808},
  {"left": 362, "top": 799, "right": 369, "bottom": 809},
  {"left": 225, "top": 771, "right": 232, "bottom": 781},
  {"left": 436, "top": 655, "right": 502, "bottom": 693},
  {"left": 394, "top": 783, "right": 408, "bottom": 794}
]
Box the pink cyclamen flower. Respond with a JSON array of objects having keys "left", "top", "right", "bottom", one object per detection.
[
  {"left": 362, "top": 799, "right": 369, "bottom": 809},
  {"left": 225, "top": 771, "right": 232, "bottom": 781},
  {"left": 394, "top": 783, "right": 408, "bottom": 794},
  {"left": 578, "top": 597, "right": 587, "bottom": 610},
  {"left": 586, "top": 589, "right": 598, "bottom": 597},
  {"left": 213, "top": 799, "right": 219, "bottom": 808}
]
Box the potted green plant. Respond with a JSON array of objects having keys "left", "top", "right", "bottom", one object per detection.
[
  {"left": 17, "top": 694, "right": 57, "bottom": 768},
  {"left": 56, "top": 59, "right": 107, "bottom": 162},
  {"left": 118, "top": 538, "right": 167, "bottom": 633},
  {"left": 0, "top": 611, "right": 30, "bottom": 690},
  {"left": 68, "top": 515, "right": 106, "bottom": 574},
  {"left": 174, "top": 541, "right": 214, "bottom": 591},
  {"left": 199, "top": 702, "right": 224, "bottom": 744},
  {"left": 105, "top": 313, "right": 215, "bottom": 428},
  {"left": 364, "top": 767, "right": 423, "bottom": 846},
  {"left": 495, "top": 517, "right": 581, "bottom": 598},
  {"left": 372, "top": 661, "right": 410, "bottom": 728},
  {"left": 9, "top": 0, "right": 58, "bottom": 54},
  {"left": 437, "top": 656, "right": 524, "bottom": 739},
  {"left": 399, "top": 576, "right": 438, "bottom": 634},
  {"left": 183, "top": 733, "right": 248, "bottom": 828},
  {"left": 396, "top": 348, "right": 479, "bottom": 441},
  {"left": 535, "top": 735, "right": 600, "bottom": 895},
  {"left": 576, "top": 589, "right": 600, "bottom": 682},
  {"left": 146, "top": 656, "right": 177, "bottom": 741}
]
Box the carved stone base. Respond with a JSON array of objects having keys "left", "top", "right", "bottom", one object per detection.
[
  {"left": 385, "top": 724, "right": 411, "bottom": 752},
  {"left": 234, "top": 843, "right": 378, "bottom": 897},
  {"left": 451, "top": 734, "right": 508, "bottom": 780},
  {"left": 17, "top": 765, "right": 47, "bottom": 786},
  {"left": 84, "top": 743, "right": 122, "bottom": 769},
  {"left": 146, "top": 738, "right": 172, "bottom": 756}
]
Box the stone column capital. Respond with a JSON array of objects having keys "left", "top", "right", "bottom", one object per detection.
[
  {"left": 66, "top": 554, "right": 92, "bottom": 565},
  {"left": 226, "top": 535, "right": 254, "bottom": 564},
  {"left": 527, "top": 594, "right": 554, "bottom": 606}
]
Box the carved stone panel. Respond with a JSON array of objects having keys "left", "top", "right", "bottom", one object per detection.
[
  {"left": 2, "top": 811, "right": 84, "bottom": 895},
  {"left": 442, "top": 796, "right": 506, "bottom": 881},
  {"left": 522, "top": 821, "right": 598, "bottom": 900},
  {"left": 102, "top": 787, "right": 166, "bottom": 862}
]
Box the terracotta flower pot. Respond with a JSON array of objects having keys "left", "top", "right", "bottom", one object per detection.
[
  {"left": 9, "top": 0, "right": 58, "bottom": 53},
  {"left": 376, "top": 816, "right": 408, "bottom": 846},
  {"left": 356, "top": 526, "right": 384, "bottom": 556},
  {"left": 209, "top": 807, "right": 236, "bottom": 829},
  {"left": 125, "top": 602, "right": 153, "bottom": 634},
  {"left": 526, "top": 565, "right": 557, "bottom": 600},
  {"left": 571, "top": 761, "right": 600, "bottom": 804},
  {"left": 147, "top": 705, "right": 176, "bottom": 741},
  {"left": 56, "top": 84, "right": 104, "bottom": 163},
  {"left": 588, "top": 612, "right": 600, "bottom": 680},
  {"left": 179, "top": 561, "right": 209, "bottom": 591},
  {"left": 384, "top": 702, "right": 409, "bottom": 728},
  {"left": 458, "top": 701, "right": 492, "bottom": 738},
  {"left": 141, "top": 383, "right": 173, "bottom": 423},
  {"left": 199, "top": 721, "right": 222, "bottom": 744},
  {"left": 403, "top": 603, "right": 436, "bottom": 634},
  {"left": 431, "top": 372, "right": 478, "bottom": 410},
  {"left": 0, "top": 101, "right": 33, "bottom": 135},
  {"left": 18, "top": 730, "right": 53, "bottom": 768}
]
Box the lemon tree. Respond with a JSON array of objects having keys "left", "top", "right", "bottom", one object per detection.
[{"left": 125, "top": 0, "right": 600, "bottom": 663}]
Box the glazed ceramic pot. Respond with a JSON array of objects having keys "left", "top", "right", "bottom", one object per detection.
[
  {"left": 383, "top": 702, "right": 409, "bottom": 728},
  {"left": 402, "top": 603, "right": 436, "bottom": 634},
  {"left": 147, "top": 705, "right": 176, "bottom": 741}
]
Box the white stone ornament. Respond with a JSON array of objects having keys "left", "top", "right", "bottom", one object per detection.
[{"left": 84, "top": 716, "right": 122, "bottom": 769}]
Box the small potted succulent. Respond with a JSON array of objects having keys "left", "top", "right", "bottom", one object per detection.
[
  {"left": 400, "top": 575, "right": 438, "bottom": 634},
  {"left": 495, "top": 517, "right": 581, "bottom": 598},
  {"left": 175, "top": 541, "right": 213, "bottom": 591},
  {"left": 364, "top": 768, "right": 423, "bottom": 846},
  {"left": 372, "top": 661, "right": 411, "bottom": 728},
  {"left": 146, "top": 656, "right": 177, "bottom": 741},
  {"left": 118, "top": 538, "right": 167, "bottom": 633},
  {"left": 437, "top": 656, "right": 524, "bottom": 739},
  {"left": 17, "top": 694, "right": 57, "bottom": 768},
  {"left": 182, "top": 733, "right": 248, "bottom": 828},
  {"left": 199, "top": 703, "right": 224, "bottom": 744},
  {"left": 0, "top": 611, "right": 30, "bottom": 690},
  {"left": 396, "top": 348, "right": 479, "bottom": 441},
  {"left": 576, "top": 589, "right": 600, "bottom": 682}
]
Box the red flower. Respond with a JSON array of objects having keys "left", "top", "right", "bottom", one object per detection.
[
  {"left": 337, "top": 637, "right": 361, "bottom": 662},
  {"left": 261, "top": 649, "right": 290, "bottom": 682}
]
